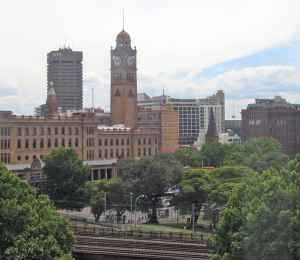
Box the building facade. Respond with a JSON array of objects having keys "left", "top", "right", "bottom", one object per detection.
[
  {"left": 241, "top": 96, "right": 300, "bottom": 157},
  {"left": 47, "top": 47, "right": 83, "bottom": 112},
  {"left": 0, "top": 29, "right": 169, "bottom": 185},
  {"left": 0, "top": 110, "right": 160, "bottom": 183},
  {"left": 137, "top": 104, "right": 179, "bottom": 153},
  {"left": 138, "top": 90, "right": 225, "bottom": 146}
]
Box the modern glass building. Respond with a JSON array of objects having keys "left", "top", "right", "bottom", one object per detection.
[{"left": 138, "top": 90, "right": 225, "bottom": 145}]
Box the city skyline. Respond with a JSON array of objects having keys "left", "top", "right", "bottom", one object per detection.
[{"left": 0, "top": 0, "right": 300, "bottom": 118}]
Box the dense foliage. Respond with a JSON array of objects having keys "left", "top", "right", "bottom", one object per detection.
[
  {"left": 171, "top": 168, "right": 211, "bottom": 225},
  {"left": 212, "top": 155, "right": 300, "bottom": 260},
  {"left": 43, "top": 148, "right": 89, "bottom": 210},
  {"left": 225, "top": 137, "right": 288, "bottom": 172},
  {"left": 0, "top": 164, "right": 73, "bottom": 259},
  {"left": 174, "top": 137, "right": 288, "bottom": 172},
  {"left": 118, "top": 155, "right": 183, "bottom": 224},
  {"left": 86, "top": 177, "right": 128, "bottom": 222}
]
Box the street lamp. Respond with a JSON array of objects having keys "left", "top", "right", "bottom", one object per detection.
[
  {"left": 130, "top": 192, "right": 133, "bottom": 224},
  {"left": 104, "top": 192, "right": 107, "bottom": 222},
  {"left": 134, "top": 194, "right": 146, "bottom": 226}
]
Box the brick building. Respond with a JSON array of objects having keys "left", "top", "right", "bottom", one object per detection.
[{"left": 241, "top": 96, "right": 300, "bottom": 157}]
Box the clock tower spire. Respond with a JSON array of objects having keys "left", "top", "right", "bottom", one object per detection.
[{"left": 111, "top": 28, "right": 137, "bottom": 128}]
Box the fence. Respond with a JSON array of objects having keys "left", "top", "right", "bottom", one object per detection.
[{"left": 71, "top": 222, "right": 206, "bottom": 243}]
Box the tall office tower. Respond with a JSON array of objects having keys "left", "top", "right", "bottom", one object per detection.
[
  {"left": 111, "top": 29, "right": 137, "bottom": 128},
  {"left": 47, "top": 47, "right": 83, "bottom": 112}
]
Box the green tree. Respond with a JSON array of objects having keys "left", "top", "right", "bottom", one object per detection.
[
  {"left": 199, "top": 143, "right": 227, "bottom": 167},
  {"left": 209, "top": 166, "right": 254, "bottom": 207},
  {"left": 171, "top": 168, "right": 211, "bottom": 226},
  {"left": 0, "top": 164, "right": 73, "bottom": 259},
  {"left": 43, "top": 148, "right": 89, "bottom": 210},
  {"left": 86, "top": 177, "right": 129, "bottom": 223},
  {"left": 225, "top": 137, "right": 288, "bottom": 172},
  {"left": 86, "top": 181, "right": 106, "bottom": 222},
  {"left": 119, "top": 156, "right": 183, "bottom": 224},
  {"left": 174, "top": 147, "right": 196, "bottom": 166},
  {"left": 213, "top": 155, "right": 300, "bottom": 260}
]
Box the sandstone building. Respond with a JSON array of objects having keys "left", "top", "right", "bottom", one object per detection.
[{"left": 0, "top": 29, "right": 175, "bottom": 185}]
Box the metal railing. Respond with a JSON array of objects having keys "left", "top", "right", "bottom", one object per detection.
[{"left": 71, "top": 222, "right": 206, "bottom": 243}]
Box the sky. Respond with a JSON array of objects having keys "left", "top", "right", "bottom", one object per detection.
[{"left": 0, "top": 0, "right": 300, "bottom": 119}]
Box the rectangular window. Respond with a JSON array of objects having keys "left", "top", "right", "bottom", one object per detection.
[
  {"left": 32, "top": 127, "right": 37, "bottom": 136},
  {"left": 17, "top": 139, "right": 22, "bottom": 149},
  {"left": 40, "top": 139, "right": 44, "bottom": 148}
]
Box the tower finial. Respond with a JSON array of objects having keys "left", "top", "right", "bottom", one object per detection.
[{"left": 122, "top": 8, "right": 125, "bottom": 31}]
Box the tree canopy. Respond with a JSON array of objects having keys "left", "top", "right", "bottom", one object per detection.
[
  {"left": 0, "top": 164, "right": 73, "bottom": 259},
  {"left": 225, "top": 137, "right": 288, "bottom": 172},
  {"left": 171, "top": 168, "right": 211, "bottom": 225},
  {"left": 43, "top": 148, "right": 89, "bottom": 210},
  {"left": 86, "top": 177, "right": 129, "bottom": 223},
  {"left": 118, "top": 155, "right": 183, "bottom": 224},
  {"left": 213, "top": 154, "right": 300, "bottom": 260}
]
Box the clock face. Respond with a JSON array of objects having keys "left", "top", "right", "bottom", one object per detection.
[
  {"left": 127, "top": 56, "right": 135, "bottom": 65},
  {"left": 112, "top": 55, "right": 121, "bottom": 66}
]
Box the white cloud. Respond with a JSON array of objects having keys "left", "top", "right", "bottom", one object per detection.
[
  {"left": 0, "top": 0, "right": 300, "bottom": 114},
  {"left": 137, "top": 65, "right": 300, "bottom": 119}
]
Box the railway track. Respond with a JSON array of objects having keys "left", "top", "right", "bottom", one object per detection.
[{"left": 73, "top": 235, "right": 209, "bottom": 260}]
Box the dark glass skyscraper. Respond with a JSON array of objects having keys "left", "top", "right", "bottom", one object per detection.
[{"left": 47, "top": 47, "right": 83, "bottom": 112}]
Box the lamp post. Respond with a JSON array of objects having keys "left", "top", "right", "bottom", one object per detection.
[
  {"left": 130, "top": 192, "right": 133, "bottom": 224},
  {"left": 103, "top": 192, "right": 107, "bottom": 222},
  {"left": 192, "top": 203, "right": 195, "bottom": 233},
  {"left": 134, "top": 194, "right": 146, "bottom": 226}
]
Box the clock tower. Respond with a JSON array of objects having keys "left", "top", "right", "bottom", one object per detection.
[{"left": 111, "top": 29, "right": 137, "bottom": 128}]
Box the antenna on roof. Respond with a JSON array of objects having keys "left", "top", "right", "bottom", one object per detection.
[
  {"left": 92, "top": 88, "right": 94, "bottom": 112},
  {"left": 122, "top": 8, "right": 125, "bottom": 31},
  {"left": 163, "top": 88, "right": 165, "bottom": 97}
]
